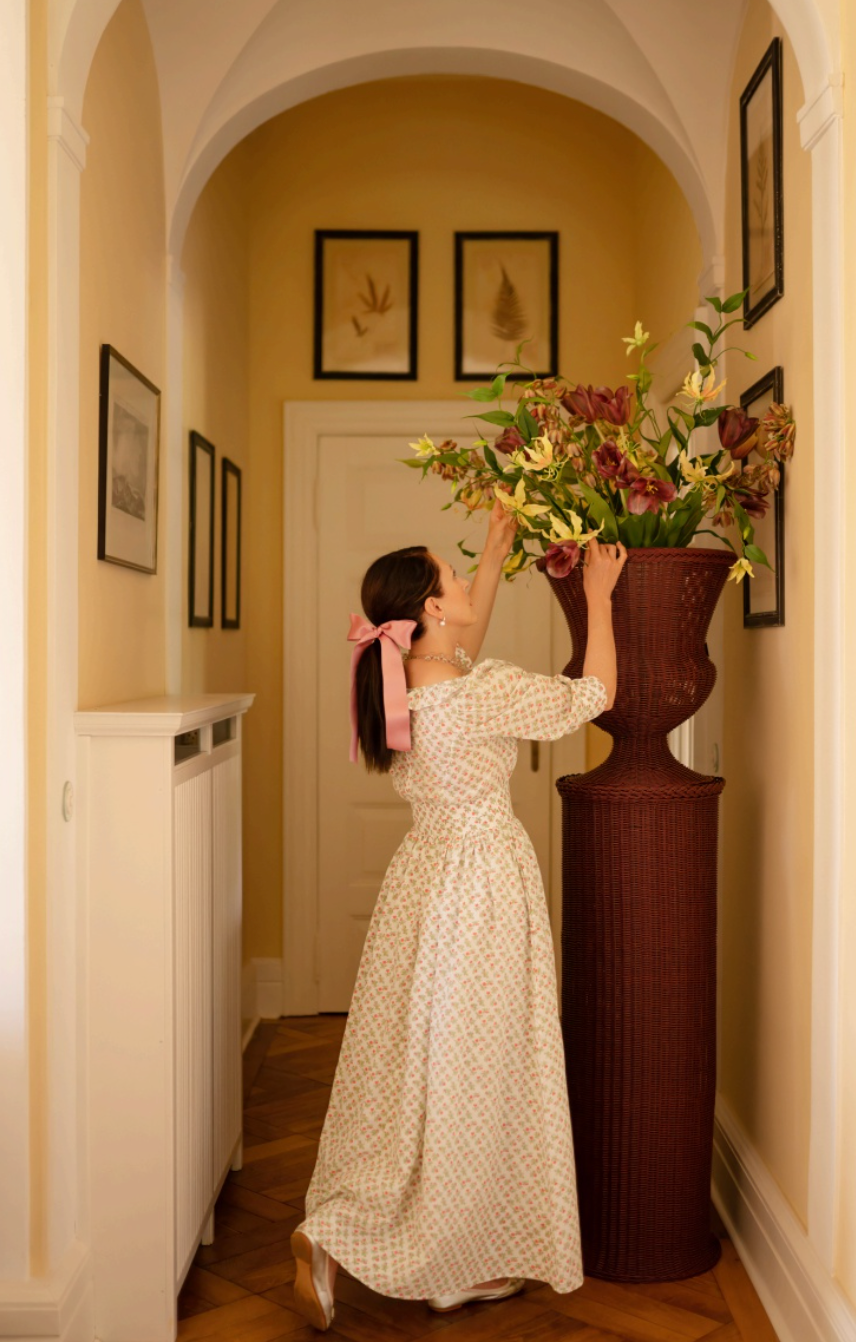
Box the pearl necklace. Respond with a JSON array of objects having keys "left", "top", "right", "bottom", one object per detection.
[{"left": 404, "top": 652, "right": 461, "bottom": 668}]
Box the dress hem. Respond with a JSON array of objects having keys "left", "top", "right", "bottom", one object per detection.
[{"left": 300, "top": 1223, "right": 584, "bottom": 1301}]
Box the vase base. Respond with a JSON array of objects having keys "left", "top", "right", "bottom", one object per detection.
[{"left": 582, "top": 1232, "right": 722, "bottom": 1284}]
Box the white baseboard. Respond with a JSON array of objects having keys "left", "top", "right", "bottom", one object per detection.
[
  {"left": 0, "top": 1240, "right": 92, "bottom": 1341},
  {"left": 712, "top": 1094, "right": 856, "bottom": 1342},
  {"left": 241, "top": 956, "right": 283, "bottom": 1023}
]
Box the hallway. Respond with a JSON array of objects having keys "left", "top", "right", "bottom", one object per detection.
[{"left": 176, "top": 1017, "right": 778, "bottom": 1340}]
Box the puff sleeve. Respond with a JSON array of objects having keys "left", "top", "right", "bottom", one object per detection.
[{"left": 457, "top": 660, "right": 608, "bottom": 740}]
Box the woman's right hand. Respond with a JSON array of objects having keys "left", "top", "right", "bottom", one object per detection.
[{"left": 582, "top": 537, "right": 627, "bottom": 602}]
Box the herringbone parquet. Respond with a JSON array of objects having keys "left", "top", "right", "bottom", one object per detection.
[{"left": 177, "top": 1016, "right": 779, "bottom": 1341}]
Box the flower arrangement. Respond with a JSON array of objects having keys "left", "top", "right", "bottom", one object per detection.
[{"left": 403, "top": 290, "right": 795, "bottom": 584}]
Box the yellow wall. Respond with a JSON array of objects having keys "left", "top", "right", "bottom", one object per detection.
[
  {"left": 180, "top": 152, "right": 250, "bottom": 697},
  {"left": 238, "top": 76, "right": 701, "bottom": 961},
  {"left": 719, "top": 0, "right": 814, "bottom": 1226},
  {"left": 78, "top": 0, "right": 167, "bottom": 709}
]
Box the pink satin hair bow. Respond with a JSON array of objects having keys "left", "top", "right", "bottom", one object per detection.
[{"left": 348, "top": 614, "right": 418, "bottom": 762}]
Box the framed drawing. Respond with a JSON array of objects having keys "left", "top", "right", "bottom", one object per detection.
[
  {"left": 741, "top": 366, "right": 785, "bottom": 628},
  {"left": 455, "top": 231, "right": 558, "bottom": 381},
  {"left": 97, "top": 344, "right": 161, "bottom": 573},
  {"left": 189, "top": 431, "right": 215, "bottom": 628},
  {"left": 313, "top": 229, "right": 418, "bottom": 380},
  {"left": 221, "top": 457, "right": 242, "bottom": 630},
  {"left": 740, "top": 37, "right": 784, "bottom": 328}
]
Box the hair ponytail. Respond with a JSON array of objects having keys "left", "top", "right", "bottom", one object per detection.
[{"left": 355, "top": 546, "right": 442, "bottom": 773}]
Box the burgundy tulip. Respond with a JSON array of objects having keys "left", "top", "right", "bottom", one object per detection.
[
  {"left": 561, "top": 384, "right": 605, "bottom": 423},
  {"left": 598, "top": 385, "right": 633, "bottom": 426},
  {"left": 615, "top": 453, "right": 641, "bottom": 486},
  {"left": 494, "top": 425, "right": 526, "bottom": 455},
  {"left": 717, "top": 407, "right": 759, "bottom": 458},
  {"left": 541, "top": 540, "right": 581, "bottom": 578},
  {"left": 592, "top": 439, "right": 623, "bottom": 479},
  {"left": 627, "top": 476, "right": 678, "bottom": 515}
]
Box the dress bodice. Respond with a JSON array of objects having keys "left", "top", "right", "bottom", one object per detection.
[{"left": 390, "top": 649, "right": 608, "bottom": 840}]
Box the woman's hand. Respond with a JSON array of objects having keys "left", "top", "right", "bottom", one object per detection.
[
  {"left": 485, "top": 496, "right": 518, "bottom": 560},
  {"left": 582, "top": 537, "right": 627, "bottom": 603}
]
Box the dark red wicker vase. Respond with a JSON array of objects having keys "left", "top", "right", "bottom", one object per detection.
[{"left": 547, "top": 546, "right": 732, "bottom": 1283}]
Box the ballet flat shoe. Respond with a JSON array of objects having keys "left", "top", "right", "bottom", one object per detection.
[
  {"left": 290, "top": 1229, "right": 336, "bottom": 1331},
  {"left": 426, "top": 1275, "right": 526, "bottom": 1312}
]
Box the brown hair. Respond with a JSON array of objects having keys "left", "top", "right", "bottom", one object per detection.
[{"left": 355, "top": 546, "right": 442, "bottom": 773}]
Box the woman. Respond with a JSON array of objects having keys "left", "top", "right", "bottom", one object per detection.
[{"left": 290, "top": 500, "right": 626, "bottom": 1330}]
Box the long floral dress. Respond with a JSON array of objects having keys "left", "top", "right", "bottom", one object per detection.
[{"left": 295, "top": 650, "right": 608, "bottom": 1299}]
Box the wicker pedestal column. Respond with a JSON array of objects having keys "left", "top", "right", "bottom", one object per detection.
[{"left": 548, "top": 547, "right": 731, "bottom": 1282}]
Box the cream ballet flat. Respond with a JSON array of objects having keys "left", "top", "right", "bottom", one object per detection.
[
  {"left": 290, "top": 1229, "right": 336, "bottom": 1331},
  {"left": 426, "top": 1275, "right": 526, "bottom": 1312}
]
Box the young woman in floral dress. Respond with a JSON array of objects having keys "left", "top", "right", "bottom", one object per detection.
[{"left": 290, "top": 501, "right": 626, "bottom": 1330}]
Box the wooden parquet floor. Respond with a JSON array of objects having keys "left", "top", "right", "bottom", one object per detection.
[{"left": 178, "top": 1016, "right": 779, "bottom": 1341}]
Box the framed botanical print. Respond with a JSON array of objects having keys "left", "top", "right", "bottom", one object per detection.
[
  {"left": 189, "top": 431, "right": 215, "bottom": 628},
  {"left": 455, "top": 231, "right": 558, "bottom": 381},
  {"left": 741, "top": 366, "right": 785, "bottom": 627},
  {"left": 221, "top": 457, "right": 242, "bottom": 630},
  {"left": 740, "top": 37, "right": 784, "bottom": 328},
  {"left": 97, "top": 345, "right": 160, "bottom": 573},
  {"left": 313, "top": 229, "right": 419, "bottom": 380}
]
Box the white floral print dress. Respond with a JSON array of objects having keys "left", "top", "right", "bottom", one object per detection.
[{"left": 296, "top": 651, "right": 608, "bottom": 1300}]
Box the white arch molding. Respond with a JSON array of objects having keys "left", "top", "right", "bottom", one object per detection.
[{"left": 5, "top": 0, "right": 842, "bottom": 1336}]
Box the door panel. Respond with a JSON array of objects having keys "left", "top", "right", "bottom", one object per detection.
[{"left": 316, "top": 427, "right": 554, "bottom": 1010}]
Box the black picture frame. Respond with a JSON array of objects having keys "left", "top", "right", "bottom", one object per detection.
[
  {"left": 97, "top": 344, "right": 161, "bottom": 573},
  {"left": 189, "top": 431, "right": 215, "bottom": 628},
  {"left": 454, "top": 231, "right": 558, "bottom": 381},
  {"left": 221, "top": 457, "right": 242, "bottom": 630},
  {"left": 313, "top": 229, "right": 419, "bottom": 380},
  {"left": 740, "top": 37, "right": 784, "bottom": 329},
  {"left": 741, "top": 366, "right": 785, "bottom": 628}
]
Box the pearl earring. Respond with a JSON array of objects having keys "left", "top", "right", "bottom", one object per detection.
[{"left": 439, "top": 615, "right": 446, "bottom": 627}]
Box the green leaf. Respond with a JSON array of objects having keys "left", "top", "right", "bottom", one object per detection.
[
  {"left": 482, "top": 444, "right": 501, "bottom": 474},
  {"left": 471, "top": 409, "right": 515, "bottom": 427},
  {"left": 456, "top": 540, "right": 478, "bottom": 558},
  {"left": 618, "top": 512, "right": 645, "bottom": 546},
  {"left": 399, "top": 456, "right": 427, "bottom": 468},
  {"left": 490, "top": 373, "right": 508, "bottom": 398},
  {"left": 687, "top": 320, "right": 715, "bottom": 342},
  {"left": 744, "top": 542, "right": 773, "bottom": 570},
  {"left": 440, "top": 501, "right": 453, "bottom": 510},
  {"left": 722, "top": 290, "right": 748, "bottom": 313},
  {"left": 691, "top": 342, "right": 711, "bottom": 368},
  {"left": 464, "top": 386, "right": 500, "bottom": 402},
  {"left": 515, "top": 404, "right": 540, "bottom": 441},
  {"left": 577, "top": 483, "right": 619, "bottom": 541},
  {"left": 705, "top": 294, "right": 723, "bottom": 313},
  {"left": 732, "top": 500, "right": 753, "bottom": 541},
  {"left": 695, "top": 406, "right": 724, "bottom": 427},
  {"left": 695, "top": 528, "right": 737, "bottom": 553}
]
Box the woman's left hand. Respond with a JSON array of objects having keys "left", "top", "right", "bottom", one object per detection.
[{"left": 486, "top": 496, "right": 518, "bottom": 559}]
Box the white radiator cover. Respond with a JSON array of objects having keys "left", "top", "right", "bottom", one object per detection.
[{"left": 75, "top": 692, "right": 254, "bottom": 1342}]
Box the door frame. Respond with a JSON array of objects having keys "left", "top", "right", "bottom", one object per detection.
[{"left": 280, "top": 399, "right": 698, "bottom": 1017}]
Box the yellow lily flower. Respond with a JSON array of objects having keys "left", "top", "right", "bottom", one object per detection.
[
  {"left": 621, "top": 321, "right": 650, "bottom": 354},
  {"left": 512, "top": 434, "right": 554, "bottom": 472},
  {"left": 495, "top": 478, "right": 551, "bottom": 528},
  {"left": 727, "top": 556, "right": 754, "bottom": 584},
  {"left": 678, "top": 450, "right": 737, "bottom": 485},
  {"left": 679, "top": 369, "right": 726, "bottom": 403},
  {"left": 409, "top": 433, "right": 437, "bottom": 457},
  {"left": 547, "top": 511, "right": 603, "bottom": 545}
]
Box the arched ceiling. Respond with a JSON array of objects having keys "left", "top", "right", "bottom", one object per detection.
[{"left": 52, "top": 0, "right": 837, "bottom": 266}]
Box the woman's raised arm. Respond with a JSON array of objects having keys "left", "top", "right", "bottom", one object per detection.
[{"left": 455, "top": 501, "right": 518, "bottom": 662}]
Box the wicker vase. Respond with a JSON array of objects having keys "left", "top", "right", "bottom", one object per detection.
[{"left": 547, "top": 546, "right": 732, "bottom": 1283}]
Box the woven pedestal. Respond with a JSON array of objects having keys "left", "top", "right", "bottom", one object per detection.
[{"left": 548, "top": 547, "right": 731, "bottom": 1282}]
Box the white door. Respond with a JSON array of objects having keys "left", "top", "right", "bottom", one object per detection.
[{"left": 315, "top": 412, "right": 555, "bottom": 1011}]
